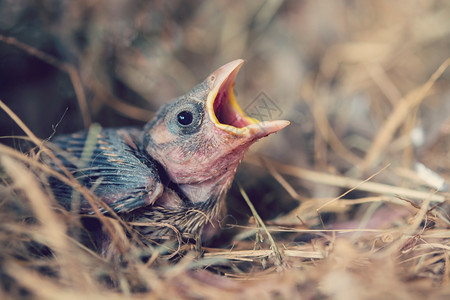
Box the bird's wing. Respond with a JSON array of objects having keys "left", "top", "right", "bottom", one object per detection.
[{"left": 47, "top": 128, "right": 163, "bottom": 213}]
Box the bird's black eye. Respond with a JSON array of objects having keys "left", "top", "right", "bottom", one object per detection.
[
  {"left": 177, "top": 111, "right": 193, "bottom": 126},
  {"left": 166, "top": 100, "right": 204, "bottom": 135}
]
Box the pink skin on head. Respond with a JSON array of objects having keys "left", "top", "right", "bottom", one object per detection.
[{"left": 145, "top": 60, "right": 289, "bottom": 204}]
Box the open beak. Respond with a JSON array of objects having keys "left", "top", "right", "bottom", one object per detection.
[{"left": 206, "top": 59, "right": 290, "bottom": 137}]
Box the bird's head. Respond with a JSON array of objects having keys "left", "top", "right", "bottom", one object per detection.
[{"left": 143, "top": 60, "right": 289, "bottom": 202}]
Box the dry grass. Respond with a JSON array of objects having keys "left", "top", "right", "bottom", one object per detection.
[{"left": 1, "top": 1, "right": 449, "bottom": 299}]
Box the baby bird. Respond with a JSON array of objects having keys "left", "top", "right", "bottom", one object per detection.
[{"left": 48, "top": 60, "right": 289, "bottom": 250}]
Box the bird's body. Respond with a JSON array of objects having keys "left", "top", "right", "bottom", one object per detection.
[
  {"left": 46, "top": 60, "right": 289, "bottom": 250},
  {"left": 50, "top": 127, "right": 226, "bottom": 242}
]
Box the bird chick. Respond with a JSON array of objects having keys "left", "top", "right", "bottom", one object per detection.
[{"left": 48, "top": 59, "right": 289, "bottom": 251}]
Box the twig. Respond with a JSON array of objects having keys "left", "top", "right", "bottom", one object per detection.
[
  {"left": 361, "top": 58, "right": 450, "bottom": 171},
  {"left": 237, "top": 182, "right": 285, "bottom": 269},
  {"left": 260, "top": 157, "right": 305, "bottom": 202},
  {"left": 204, "top": 249, "right": 323, "bottom": 260},
  {"left": 0, "top": 100, "right": 131, "bottom": 254},
  {"left": 316, "top": 164, "right": 390, "bottom": 213},
  {"left": 245, "top": 155, "right": 446, "bottom": 203}
]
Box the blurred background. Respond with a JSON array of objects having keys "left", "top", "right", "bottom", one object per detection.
[
  {"left": 0, "top": 0, "right": 449, "bottom": 227},
  {"left": 1, "top": 2, "right": 450, "bottom": 298}
]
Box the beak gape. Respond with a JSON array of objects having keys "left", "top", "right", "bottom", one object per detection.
[{"left": 207, "top": 59, "right": 290, "bottom": 137}]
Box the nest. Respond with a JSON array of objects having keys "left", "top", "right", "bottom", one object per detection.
[{"left": 1, "top": 1, "right": 449, "bottom": 299}]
